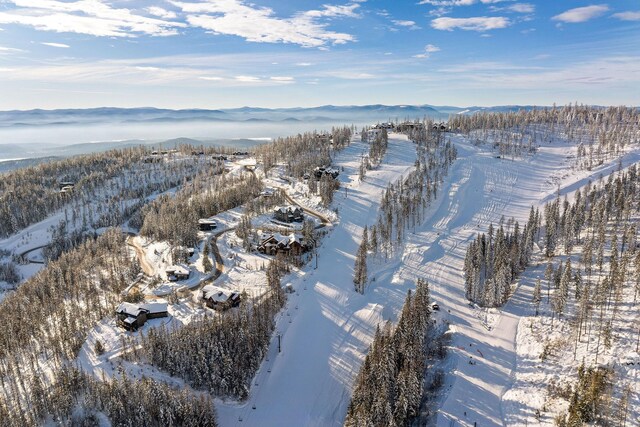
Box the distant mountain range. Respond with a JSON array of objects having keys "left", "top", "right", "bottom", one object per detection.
[{"left": 0, "top": 104, "right": 547, "bottom": 128}]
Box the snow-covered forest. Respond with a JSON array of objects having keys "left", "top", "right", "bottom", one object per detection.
[{"left": 0, "top": 105, "right": 639, "bottom": 427}]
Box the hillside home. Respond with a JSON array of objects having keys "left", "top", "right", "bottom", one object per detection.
[
  {"left": 115, "top": 301, "right": 168, "bottom": 331},
  {"left": 274, "top": 205, "right": 304, "bottom": 223},
  {"left": 201, "top": 285, "right": 241, "bottom": 311},
  {"left": 258, "top": 232, "right": 306, "bottom": 256},
  {"left": 166, "top": 265, "right": 190, "bottom": 281}
]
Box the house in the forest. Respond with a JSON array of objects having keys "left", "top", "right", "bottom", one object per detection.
[
  {"left": 258, "top": 232, "right": 306, "bottom": 256},
  {"left": 166, "top": 265, "right": 190, "bottom": 281},
  {"left": 432, "top": 122, "right": 448, "bottom": 132},
  {"left": 201, "top": 285, "right": 241, "bottom": 310},
  {"left": 313, "top": 166, "right": 339, "bottom": 179},
  {"left": 396, "top": 122, "right": 425, "bottom": 133},
  {"left": 198, "top": 218, "right": 217, "bottom": 231},
  {"left": 115, "top": 301, "right": 168, "bottom": 331},
  {"left": 273, "top": 205, "right": 304, "bottom": 223}
]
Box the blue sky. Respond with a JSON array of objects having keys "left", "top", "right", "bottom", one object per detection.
[{"left": 0, "top": 0, "right": 638, "bottom": 109}]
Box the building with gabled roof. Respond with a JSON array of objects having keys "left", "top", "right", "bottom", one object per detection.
[
  {"left": 274, "top": 205, "right": 304, "bottom": 223},
  {"left": 201, "top": 285, "right": 241, "bottom": 311}
]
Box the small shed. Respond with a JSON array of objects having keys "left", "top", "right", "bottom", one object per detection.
[{"left": 198, "top": 218, "right": 217, "bottom": 231}]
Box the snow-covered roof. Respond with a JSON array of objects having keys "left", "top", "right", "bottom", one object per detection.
[
  {"left": 274, "top": 205, "right": 302, "bottom": 214},
  {"left": 202, "top": 285, "right": 238, "bottom": 302},
  {"left": 123, "top": 317, "right": 137, "bottom": 325},
  {"left": 166, "top": 265, "right": 189, "bottom": 275},
  {"left": 116, "top": 302, "right": 146, "bottom": 317},
  {"left": 140, "top": 301, "right": 168, "bottom": 314},
  {"left": 260, "top": 232, "right": 303, "bottom": 247},
  {"left": 198, "top": 218, "right": 217, "bottom": 225}
]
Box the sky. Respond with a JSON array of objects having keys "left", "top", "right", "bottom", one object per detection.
[{"left": 0, "top": 0, "right": 638, "bottom": 110}]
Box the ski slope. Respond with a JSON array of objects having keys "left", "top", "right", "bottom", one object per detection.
[
  {"left": 392, "top": 138, "right": 640, "bottom": 427},
  {"left": 216, "top": 134, "right": 418, "bottom": 426},
  {"left": 219, "top": 132, "right": 638, "bottom": 427}
]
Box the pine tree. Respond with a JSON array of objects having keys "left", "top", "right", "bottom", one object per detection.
[
  {"left": 533, "top": 278, "right": 542, "bottom": 316},
  {"left": 202, "top": 242, "right": 213, "bottom": 273}
]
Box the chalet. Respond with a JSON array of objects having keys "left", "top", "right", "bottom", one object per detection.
[
  {"left": 201, "top": 285, "right": 241, "bottom": 311},
  {"left": 116, "top": 301, "right": 168, "bottom": 331},
  {"left": 260, "top": 188, "right": 274, "bottom": 197},
  {"left": 166, "top": 265, "right": 190, "bottom": 281},
  {"left": 315, "top": 133, "right": 331, "bottom": 144},
  {"left": 140, "top": 301, "right": 169, "bottom": 319},
  {"left": 284, "top": 283, "right": 294, "bottom": 294},
  {"left": 258, "top": 232, "right": 306, "bottom": 256},
  {"left": 233, "top": 151, "right": 250, "bottom": 156},
  {"left": 212, "top": 154, "right": 228, "bottom": 161},
  {"left": 274, "top": 205, "right": 304, "bottom": 223},
  {"left": 432, "top": 122, "right": 448, "bottom": 132},
  {"left": 397, "top": 122, "right": 425, "bottom": 133},
  {"left": 313, "top": 166, "right": 339, "bottom": 179},
  {"left": 372, "top": 122, "right": 394, "bottom": 130},
  {"left": 198, "top": 218, "right": 217, "bottom": 231},
  {"left": 143, "top": 155, "right": 162, "bottom": 163},
  {"left": 116, "top": 302, "right": 147, "bottom": 331}
]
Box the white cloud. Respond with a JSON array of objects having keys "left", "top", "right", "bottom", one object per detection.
[
  {"left": 490, "top": 3, "right": 534, "bottom": 14},
  {"left": 199, "top": 76, "right": 222, "bottom": 81},
  {"left": 419, "top": 0, "right": 475, "bottom": 5},
  {"left": 235, "top": 75, "right": 261, "bottom": 83},
  {"left": 0, "top": 46, "right": 24, "bottom": 52},
  {"left": 296, "top": 62, "right": 313, "bottom": 66},
  {"left": 146, "top": 6, "right": 178, "bottom": 20},
  {"left": 270, "top": 76, "right": 294, "bottom": 83},
  {"left": 419, "top": 0, "right": 507, "bottom": 5},
  {"left": 508, "top": 3, "right": 535, "bottom": 14},
  {"left": 612, "top": 11, "right": 640, "bottom": 21},
  {"left": 391, "top": 19, "right": 421, "bottom": 30},
  {"left": 0, "top": 0, "right": 184, "bottom": 37},
  {"left": 172, "top": 0, "right": 358, "bottom": 48},
  {"left": 431, "top": 16, "right": 510, "bottom": 31},
  {"left": 414, "top": 43, "right": 441, "bottom": 58},
  {"left": 41, "top": 42, "right": 69, "bottom": 48},
  {"left": 552, "top": 5, "right": 609, "bottom": 24}
]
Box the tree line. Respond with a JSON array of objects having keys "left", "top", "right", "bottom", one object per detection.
[
  {"left": 354, "top": 135, "right": 457, "bottom": 293},
  {"left": 345, "top": 279, "right": 435, "bottom": 426},
  {"left": 463, "top": 208, "right": 540, "bottom": 307}
]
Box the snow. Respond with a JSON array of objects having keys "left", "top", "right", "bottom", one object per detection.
[
  {"left": 216, "top": 132, "right": 637, "bottom": 426},
  {"left": 57, "top": 127, "right": 639, "bottom": 427},
  {"left": 215, "top": 133, "right": 419, "bottom": 426}
]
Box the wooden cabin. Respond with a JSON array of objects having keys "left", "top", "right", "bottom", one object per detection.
[
  {"left": 258, "top": 232, "right": 306, "bottom": 256},
  {"left": 201, "top": 285, "right": 241, "bottom": 311},
  {"left": 116, "top": 301, "right": 168, "bottom": 331},
  {"left": 166, "top": 265, "right": 190, "bottom": 281},
  {"left": 274, "top": 205, "right": 304, "bottom": 223}
]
